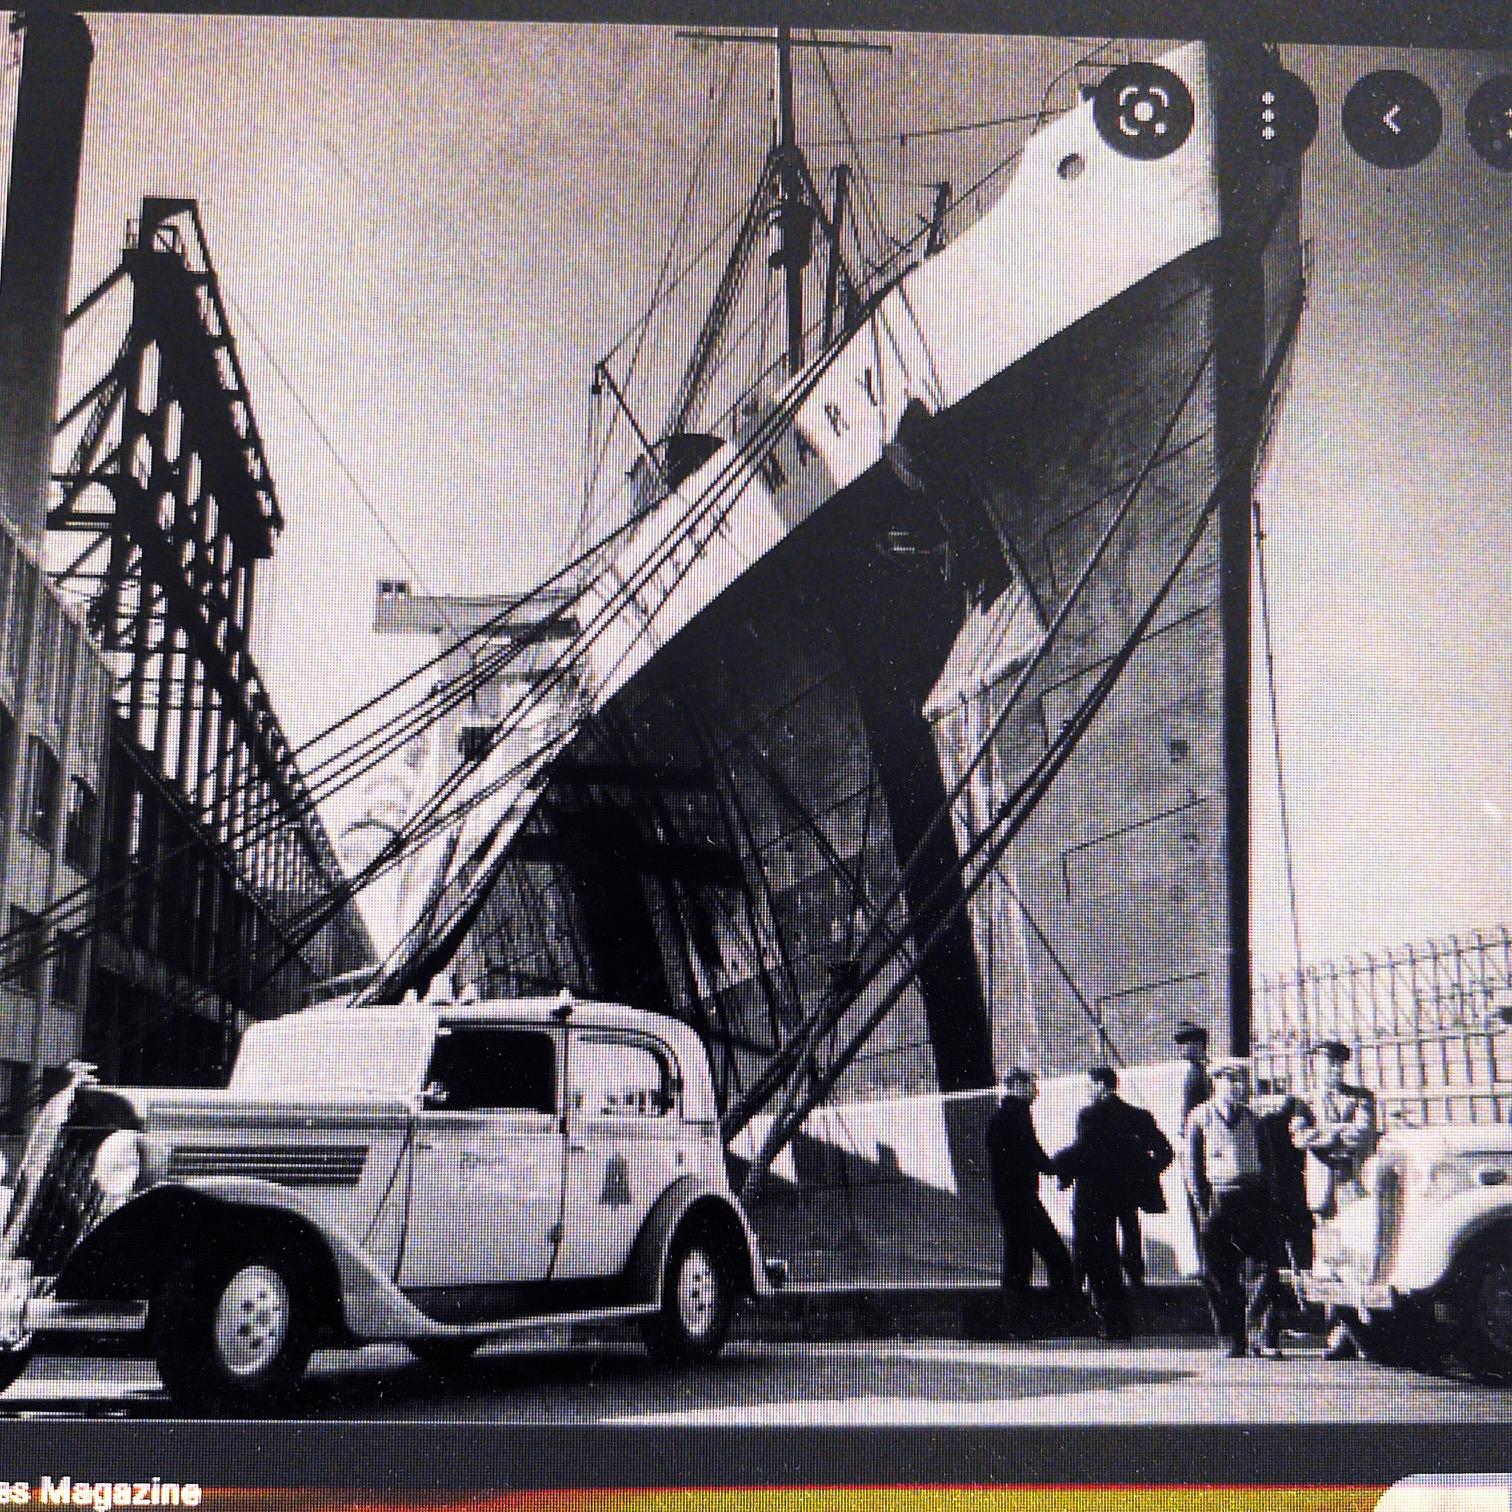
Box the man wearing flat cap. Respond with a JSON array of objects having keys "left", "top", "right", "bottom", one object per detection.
[
  {"left": 1290, "top": 1040, "right": 1378, "bottom": 1221},
  {"left": 1290, "top": 1038, "right": 1378, "bottom": 1359},
  {"left": 1183, "top": 1057, "right": 1286, "bottom": 1358}
]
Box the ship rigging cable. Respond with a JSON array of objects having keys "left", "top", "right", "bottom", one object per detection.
[
  {"left": 728, "top": 221, "right": 1310, "bottom": 1163},
  {"left": 10, "top": 44, "right": 1304, "bottom": 1168},
  {"left": 738, "top": 343, "right": 1299, "bottom": 1188},
  {"left": 829, "top": 188, "right": 1309, "bottom": 1003},
  {"left": 361, "top": 301, "right": 876, "bottom": 1003},
  {"left": 801, "top": 105, "right": 1046, "bottom": 150},
  {"left": 1, "top": 476, "right": 677, "bottom": 1000},
  {"left": 733, "top": 268, "right": 1312, "bottom": 1187},
  {"left": 1253, "top": 472, "right": 1306, "bottom": 985},
  {"left": 693, "top": 299, "right": 1217, "bottom": 1144},
  {"left": 589, "top": 25, "right": 1029, "bottom": 519},
  {"left": 3, "top": 188, "right": 900, "bottom": 1121},
  {"left": 378, "top": 233, "right": 934, "bottom": 994},
  {"left": 216, "top": 281, "right": 463, "bottom": 647},
  {"left": 351, "top": 376, "right": 848, "bottom": 998},
  {"left": 0, "top": 685, "right": 582, "bottom": 1126},
  {"left": 350, "top": 65, "right": 1300, "bottom": 1137},
  {"left": 6, "top": 559, "right": 575, "bottom": 937},
  {"left": 8, "top": 287, "right": 840, "bottom": 1021},
  {"left": 583, "top": 52, "right": 742, "bottom": 515}
]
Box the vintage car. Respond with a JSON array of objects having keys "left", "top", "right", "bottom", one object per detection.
[
  {"left": 1299, "top": 1122, "right": 1512, "bottom": 1381},
  {"left": 0, "top": 994, "right": 777, "bottom": 1412}
]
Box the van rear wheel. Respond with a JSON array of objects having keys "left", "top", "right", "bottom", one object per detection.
[
  {"left": 640, "top": 1229, "right": 735, "bottom": 1366},
  {"left": 154, "top": 1243, "right": 315, "bottom": 1414}
]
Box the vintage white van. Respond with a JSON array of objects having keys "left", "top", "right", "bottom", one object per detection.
[{"left": 0, "top": 995, "right": 776, "bottom": 1412}]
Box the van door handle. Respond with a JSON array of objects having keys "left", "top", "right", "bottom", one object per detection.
[
  {"left": 416, "top": 1139, "right": 436, "bottom": 1151},
  {"left": 567, "top": 1142, "right": 586, "bottom": 1154}
]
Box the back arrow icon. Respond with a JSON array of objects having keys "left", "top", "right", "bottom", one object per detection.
[{"left": 1383, "top": 104, "right": 1403, "bottom": 133}]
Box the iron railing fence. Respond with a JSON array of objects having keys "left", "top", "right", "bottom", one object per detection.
[{"left": 1252, "top": 925, "right": 1512, "bottom": 1127}]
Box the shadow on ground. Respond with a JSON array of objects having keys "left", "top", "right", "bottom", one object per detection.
[
  {"left": 300, "top": 1339, "right": 1194, "bottom": 1420},
  {"left": 0, "top": 1338, "right": 1195, "bottom": 1420}
]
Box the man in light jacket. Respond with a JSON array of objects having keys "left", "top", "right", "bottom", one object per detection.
[{"left": 1184, "top": 1058, "right": 1286, "bottom": 1359}]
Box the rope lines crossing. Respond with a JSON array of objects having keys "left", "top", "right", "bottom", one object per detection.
[{"left": 728, "top": 190, "right": 1311, "bottom": 1185}]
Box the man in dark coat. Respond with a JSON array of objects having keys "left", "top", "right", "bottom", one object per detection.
[
  {"left": 1174, "top": 1020, "right": 1213, "bottom": 1260},
  {"left": 984, "top": 1067, "right": 1077, "bottom": 1309},
  {"left": 1175, "top": 1020, "right": 1212, "bottom": 1129},
  {"left": 1055, "top": 1065, "right": 1175, "bottom": 1339},
  {"left": 1255, "top": 1081, "right": 1314, "bottom": 1273}
]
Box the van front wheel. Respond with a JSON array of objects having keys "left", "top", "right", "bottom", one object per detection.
[{"left": 154, "top": 1244, "right": 315, "bottom": 1414}]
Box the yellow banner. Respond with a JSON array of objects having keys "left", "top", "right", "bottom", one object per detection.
[{"left": 182, "top": 1489, "right": 1387, "bottom": 1512}]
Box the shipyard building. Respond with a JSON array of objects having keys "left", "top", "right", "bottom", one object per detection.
[{"left": 0, "top": 13, "right": 371, "bottom": 1146}]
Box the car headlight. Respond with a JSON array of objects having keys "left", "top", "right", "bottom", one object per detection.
[
  {"left": 92, "top": 1130, "right": 143, "bottom": 1198},
  {"left": 1420, "top": 1153, "right": 1512, "bottom": 1201}
]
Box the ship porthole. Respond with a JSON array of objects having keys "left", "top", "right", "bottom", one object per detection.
[{"left": 1057, "top": 152, "right": 1086, "bottom": 181}]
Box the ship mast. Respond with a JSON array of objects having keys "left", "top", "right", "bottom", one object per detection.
[
  {"left": 663, "top": 27, "right": 883, "bottom": 440},
  {"left": 772, "top": 24, "right": 808, "bottom": 377}
]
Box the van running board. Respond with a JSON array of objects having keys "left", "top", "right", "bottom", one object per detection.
[{"left": 401, "top": 1302, "right": 660, "bottom": 1342}]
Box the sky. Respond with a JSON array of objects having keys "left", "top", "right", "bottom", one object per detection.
[{"left": 0, "top": 15, "right": 1507, "bottom": 975}]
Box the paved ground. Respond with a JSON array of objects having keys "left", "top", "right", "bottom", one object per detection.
[{"left": 2, "top": 1330, "right": 1507, "bottom": 1423}]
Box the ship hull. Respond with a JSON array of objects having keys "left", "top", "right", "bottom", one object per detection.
[
  {"left": 457, "top": 226, "right": 1298, "bottom": 1070},
  {"left": 390, "top": 41, "right": 1304, "bottom": 1281}
]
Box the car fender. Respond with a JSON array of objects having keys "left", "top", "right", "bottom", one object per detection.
[
  {"left": 625, "top": 1175, "right": 770, "bottom": 1307},
  {"left": 1391, "top": 1191, "right": 1512, "bottom": 1295},
  {"left": 52, "top": 1178, "right": 450, "bottom": 1345}
]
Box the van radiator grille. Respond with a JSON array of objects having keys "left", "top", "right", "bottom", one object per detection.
[{"left": 11, "top": 1128, "right": 108, "bottom": 1276}]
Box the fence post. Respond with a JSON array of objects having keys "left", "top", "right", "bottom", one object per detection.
[
  {"left": 1406, "top": 944, "right": 1428, "bottom": 1124},
  {"left": 1363, "top": 951, "right": 1384, "bottom": 1094},
  {"left": 1495, "top": 928, "right": 1510, "bottom": 1121}
]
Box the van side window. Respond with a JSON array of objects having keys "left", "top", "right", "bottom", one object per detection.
[
  {"left": 572, "top": 1037, "right": 672, "bottom": 1118},
  {"left": 425, "top": 1028, "right": 556, "bottom": 1114}
]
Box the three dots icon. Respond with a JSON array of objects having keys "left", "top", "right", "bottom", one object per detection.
[{"left": 1255, "top": 70, "right": 1318, "bottom": 163}]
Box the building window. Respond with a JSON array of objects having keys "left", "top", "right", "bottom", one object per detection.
[
  {"left": 0, "top": 704, "right": 14, "bottom": 830},
  {"left": 51, "top": 628, "right": 77, "bottom": 728},
  {"left": 33, "top": 597, "right": 59, "bottom": 715},
  {"left": 5, "top": 907, "right": 46, "bottom": 997},
  {"left": 21, "top": 737, "right": 60, "bottom": 847},
  {"left": 0, "top": 1060, "right": 28, "bottom": 1138},
  {"left": 5, "top": 560, "right": 33, "bottom": 682},
  {"left": 63, "top": 776, "right": 98, "bottom": 872},
  {"left": 52, "top": 930, "right": 86, "bottom": 1007}
]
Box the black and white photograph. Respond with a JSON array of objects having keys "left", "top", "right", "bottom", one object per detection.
[{"left": 0, "top": 0, "right": 1506, "bottom": 1473}]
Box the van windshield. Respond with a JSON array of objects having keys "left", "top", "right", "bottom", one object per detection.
[{"left": 229, "top": 1014, "right": 435, "bottom": 1097}]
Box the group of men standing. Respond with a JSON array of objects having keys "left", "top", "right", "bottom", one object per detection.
[
  {"left": 985, "top": 1024, "right": 1379, "bottom": 1358},
  {"left": 984, "top": 1062, "right": 1173, "bottom": 1341}
]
